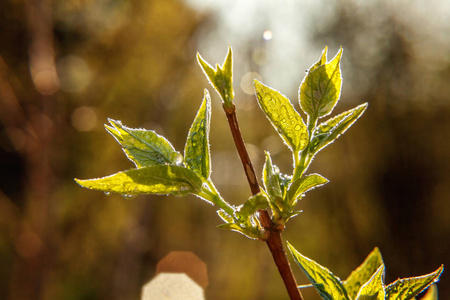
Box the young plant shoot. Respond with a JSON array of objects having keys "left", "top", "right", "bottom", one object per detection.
[{"left": 76, "top": 46, "right": 443, "bottom": 300}]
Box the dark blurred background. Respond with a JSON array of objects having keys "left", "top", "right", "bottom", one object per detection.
[{"left": 0, "top": 0, "right": 449, "bottom": 299}]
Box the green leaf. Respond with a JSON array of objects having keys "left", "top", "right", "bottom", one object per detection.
[
  {"left": 217, "top": 209, "right": 234, "bottom": 223},
  {"left": 262, "top": 151, "right": 295, "bottom": 223},
  {"left": 299, "top": 47, "right": 343, "bottom": 119},
  {"left": 263, "top": 151, "right": 283, "bottom": 201},
  {"left": 236, "top": 193, "right": 270, "bottom": 221},
  {"left": 184, "top": 90, "right": 211, "bottom": 180},
  {"left": 75, "top": 165, "right": 203, "bottom": 197},
  {"left": 217, "top": 222, "right": 261, "bottom": 240},
  {"left": 105, "top": 119, "right": 181, "bottom": 168},
  {"left": 310, "top": 103, "right": 368, "bottom": 155},
  {"left": 286, "top": 173, "right": 328, "bottom": 207},
  {"left": 222, "top": 46, "right": 233, "bottom": 84},
  {"left": 217, "top": 194, "right": 267, "bottom": 240},
  {"left": 254, "top": 80, "right": 308, "bottom": 151},
  {"left": 197, "top": 46, "right": 234, "bottom": 109},
  {"left": 217, "top": 222, "right": 246, "bottom": 234},
  {"left": 385, "top": 265, "right": 444, "bottom": 300},
  {"left": 309, "top": 46, "right": 328, "bottom": 73},
  {"left": 355, "top": 265, "right": 386, "bottom": 300},
  {"left": 287, "top": 242, "right": 350, "bottom": 300},
  {"left": 420, "top": 284, "right": 438, "bottom": 300},
  {"left": 344, "top": 247, "right": 384, "bottom": 299}
]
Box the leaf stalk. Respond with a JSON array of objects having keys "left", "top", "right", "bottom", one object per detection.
[{"left": 199, "top": 182, "right": 236, "bottom": 219}]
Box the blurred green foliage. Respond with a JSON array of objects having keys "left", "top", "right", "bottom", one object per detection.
[{"left": 0, "top": 0, "right": 449, "bottom": 299}]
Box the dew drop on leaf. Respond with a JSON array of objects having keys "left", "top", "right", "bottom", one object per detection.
[
  {"left": 179, "top": 185, "right": 190, "bottom": 191},
  {"left": 104, "top": 192, "right": 111, "bottom": 196},
  {"left": 273, "top": 166, "right": 280, "bottom": 174},
  {"left": 171, "top": 152, "right": 184, "bottom": 165}
]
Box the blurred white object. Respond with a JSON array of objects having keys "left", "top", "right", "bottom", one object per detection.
[{"left": 141, "top": 273, "right": 204, "bottom": 300}]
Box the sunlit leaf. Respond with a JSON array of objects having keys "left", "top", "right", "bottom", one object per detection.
[
  {"left": 262, "top": 151, "right": 294, "bottom": 223},
  {"left": 385, "top": 265, "right": 444, "bottom": 300},
  {"left": 420, "top": 284, "right": 438, "bottom": 300},
  {"left": 254, "top": 80, "right": 308, "bottom": 151},
  {"left": 217, "top": 223, "right": 246, "bottom": 234},
  {"left": 184, "top": 90, "right": 211, "bottom": 180},
  {"left": 299, "top": 47, "right": 343, "bottom": 119},
  {"left": 217, "top": 222, "right": 261, "bottom": 240},
  {"left": 217, "top": 194, "right": 266, "bottom": 240},
  {"left": 196, "top": 54, "right": 216, "bottom": 85},
  {"left": 217, "top": 209, "right": 234, "bottom": 223},
  {"left": 75, "top": 165, "right": 202, "bottom": 197},
  {"left": 222, "top": 46, "right": 233, "bottom": 85},
  {"left": 355, "top": 265, "right": 385, "bottom": 300},
  {"left": 263, "top": 151, "right": 283, "bottom": 201},
  {"left": 286, "top": 173, "right": 328, "bottom": 206},
  {"left": 236, "top": 193, "right": 270, "bottom": 221},
  {"left": 309, "top": 46, "right": 328, "bottom": 73},
  {"left": 310, "top": 103, "right": 368, "bottom": 155},
  {"left": 105, "top": 119, "right": 181, "bottom": 167},
  {"left": 197, "top": 46, "right": 234, "bottom": 108},
  {"left": 344, "top": 247, "right": 384, "bottom": 299},
  {"left": 287, "top": 242, "right": 350, "bottom": 300}
]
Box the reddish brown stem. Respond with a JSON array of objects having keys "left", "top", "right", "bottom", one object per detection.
[
  {"left": 223, "top": 104, "right": 260, "bottom": 195},
  {"left": 223, "top": 103, "right": 303, "bottom": 300},
  {"left": 266, "top": 229, "right": 302, "bottom": 300}
]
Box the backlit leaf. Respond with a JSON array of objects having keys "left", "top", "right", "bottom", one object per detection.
[
  {"left": 75, "top": 165, "right": 203, "bottom": 197},
  {"left": 287, "top": 242, "right": 350, "bottom": 300},
  {"left": 299, "top": 47, "right": 343, "bottom": 119},
  {"left": 197, "top": 46, "right": 234, "bottom": 108},
  {"left": 255, "top": 80, "right": 308, "bottom": 151},
  {"left": 385, "top": 265, "right": 444, "bottom": 300},
  {"left": 105, "top": 119, "right": 181, "bottom": 167},
  {"left": 286, "top": 173, "right": 328, "bottom": 206},
  {"left": 344, "top": 247, "right": 384, "bottom": 299},
  {"left": 263, "top": 151, "right": 283, "bottom": 201},
  {"left": 236, "top": 193, "right": 270, "bottom": 220},
  {"left": 355, "top": 265, "right": 386, "bottom": 300},
  {"left": 217, "top": 209, "right": 234, "bottom": 223},
  {"left": 222, "top": 46, "right": 233, "bottom": 85},
  {"left": 309, "top": 46, "right": 328, "bottom": 73},
  {"left": 420, "top": 284, "right": 438, "bottom": 300},
  {"left": 184, "top": 90, "right": 211, "bottom": 180},
  {"left": 310, "top": 103, "right": 368, "bottom": 155},
  {"left": 217, "top": 222, "right": 261, "bottom": 240}
]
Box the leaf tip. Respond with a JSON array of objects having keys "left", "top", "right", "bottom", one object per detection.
[
  {"left": 356, "top": 102, "right": 369, "bottom": 116},
  {"left": 74, "top": 178, "right": 87, "bottom": 188},
  {"left": 203, "top": 88, "right": 211, "bottom": 99},
  {"left": 436, "top": 264, "right": 444, "bottom": 276},
  {"left": 373, "top": 246, "right": 380, "bottom": 253},
  {"left": 105, "top": 118, "right": 122, "bottom": 132},
  {"left": 196, "top": 51, "right": 204, "bottom": 63},
  {"left": 335, "top": 46, "right": 344, "bottom": 62},
  {"left": 321, "top": 46, "right": 328, "bottom": 62},
  {"left": 253, "top": 78, "right": 264, "bottom": 89},
  {"left": 224, "top": 45, "right": 233, "bottom": 66},
  {"left": 197, "top": 52, "right": 214, "bottom": 72},
  {"left": 286, "top": 241, "right": 295, "bottom": 253}
]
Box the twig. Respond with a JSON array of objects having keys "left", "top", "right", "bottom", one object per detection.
[{"left": 223, "top": 103, "right": 304, "bottom": 300}]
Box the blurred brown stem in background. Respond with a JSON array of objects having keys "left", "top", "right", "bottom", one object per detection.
[{"left": 1, "top": 0, "right": 59, "bottom": 299}]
